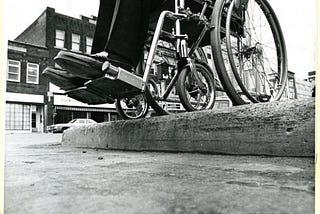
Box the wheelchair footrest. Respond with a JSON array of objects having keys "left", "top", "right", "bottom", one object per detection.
[
  {"left": 54, "top": 51, "right": 104, "bottom": 79},
  {"left": 66, "top": 86, "right": 115, "bottom": 105},
  {"left": 42, "top": 67, "right": 86, "bottom": 90},
  {"left": 86, "top": 67, "right": 144, "bottom": 99}
]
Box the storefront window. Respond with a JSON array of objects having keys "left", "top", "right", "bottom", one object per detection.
[{"left": 5, "top": 103, "right": 30, "bottom": 130}]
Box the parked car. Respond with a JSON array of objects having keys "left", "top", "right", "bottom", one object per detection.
[{"left": 47, "top": 118, "right": 97, "bottom": 133}]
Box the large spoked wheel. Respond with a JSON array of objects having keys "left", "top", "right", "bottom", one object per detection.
[
  {"left": 176, "top": 61, "right": 216, "bottom": 111},
  {"left": 211, "top": 0, "right": 288, "bottom": 105},
  {"left": 115, "top": 94, "right": 149, "bottom": 120}
]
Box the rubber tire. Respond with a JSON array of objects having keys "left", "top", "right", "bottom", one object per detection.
[
  {"left": 144, "top": 48, "right": 210, "bottom": 116},
  {"left": 210, "top": 0, "right": 248, "bottom": 105},
  {"left": 224, "top": 0, "right": 288, "bottom": 103},
  {"left": 210, "top": 0, "right": 287, "bottom": 105},
  {"left": 115, "top": 94, "right": 149, "bottom": 120},
  {"left": 176, "top": 61, "right": 216, "bottom": 111},
  {"left": 144, "top": 78, "right": 169, "bottom": 116}
]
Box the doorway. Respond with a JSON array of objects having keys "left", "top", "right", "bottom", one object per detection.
[{"left": 32, "top": 112, "right": 37, "bottom": 132}]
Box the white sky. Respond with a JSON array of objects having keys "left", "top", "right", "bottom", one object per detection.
[{"left": 4, "top": 0, "right": 317, "bottom": 79}]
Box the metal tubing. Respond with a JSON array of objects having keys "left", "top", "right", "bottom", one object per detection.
[
  {"left": 200, "top": 2, "right": 208, "bottom": 18},
  {"left": 188, "top": 26, "right": 207, "bottom": 56},
  {"left": 187, "top": 58, "right": 206, "bottom": 90},
  {"left": 161, "top": 71, "right": 180, "bottom": 99},
  {"left": 189, "top": 2, "right": 209, "bottom": 56},
  {"left": 142, "top": 10, "right": 175, "bottom": 91},
  {"left": 180, "top": 39, "right": 188, "bottom": 58},
  {"left": 178, "top": 0, "right": 185, "bottom": 8},
  {"left": 174, "top": 0, "right": 184, "bottom": 56}
]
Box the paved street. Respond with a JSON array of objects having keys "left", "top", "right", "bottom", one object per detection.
[{"left": 5, "top": 133, "right": 315, "bottom": 214}]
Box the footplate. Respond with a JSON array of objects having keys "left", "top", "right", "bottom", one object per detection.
[
  {"left": 52, "top": 50, "right": 145, "bottom": 102},
  {"left": 54, "top": 51, "right": 104, "bottom": 79},
  {"left": 66, "top": 86, "right": 115, "bottom": 105},
  {"left": 86, "top": 64, "right": 144, "bottom": 99},
  {"left": 42, "top": 67, "right": 86, "bottom": 90}
]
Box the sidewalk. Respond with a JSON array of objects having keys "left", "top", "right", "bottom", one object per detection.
[
  {"left": 5, "top": 133, "right": 314, "bottom": 214},
  {"left": 63, "top": 98, "right": 315, "bottom": 157}
]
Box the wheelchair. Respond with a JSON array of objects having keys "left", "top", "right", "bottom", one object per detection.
[{"left": 43, "top": 0, "right": 288, "bottom": 119}]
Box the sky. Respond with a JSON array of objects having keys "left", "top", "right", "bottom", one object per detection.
[{"left": 3, "top": 0, "right": 318, "bottom": 79}]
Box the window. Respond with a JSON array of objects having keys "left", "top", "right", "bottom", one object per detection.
[
  {"left": 5, "top": 103, "right": 30, "bottom": 130},
  {"left": 7, "top": 60, "right": 21, "bottom": 82},
  {"left": 86, "top": 37, "right": 93, "bottom": 54},
  {"left": 72, "top": 33, "right": 81, "bottom": 51},
  {"left": 27, "top": 63, "right": 39, "bottom": 84},
  {"left": 55, "top": 30, "right": 65, "bottom": 48}
]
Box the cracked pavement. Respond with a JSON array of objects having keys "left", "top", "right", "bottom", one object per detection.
[{"left": 4, "top": 133, "right": 314, "bottom": 214}]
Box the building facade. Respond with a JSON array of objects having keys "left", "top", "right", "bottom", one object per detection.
[
  {"left": 295, "top": 78, "right": 313, "bottom": 99},
  {"left": 283, "top": 71, "right": 314, "bottom": 100},
  {"left": 10, "top": 7, "right": 122, "bottom": 130},
  {"left": 307, "top": 70, "right": 316, "bottom": 97},
  {"left": 6, "top": 41, "right": 50, "bottom": 133},
  {"left": 308, "top": 71, "right": 316, "bottom": 83}
]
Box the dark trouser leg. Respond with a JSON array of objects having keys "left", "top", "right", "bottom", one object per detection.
[
  {"left": 92, "top": 0, "right": 164, "bottom": 68},
  {"left": 91, "top": 0, "right": 116, "bottom": 54}
]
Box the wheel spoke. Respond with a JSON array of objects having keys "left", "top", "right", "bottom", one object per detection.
[{"left": 217, "top": 0, "right": 287, "bottom": 103}]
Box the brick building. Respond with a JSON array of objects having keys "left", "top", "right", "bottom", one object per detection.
[
  {"left": 5, "top": 7, "right": 122, "bottom": 133},
  {"left": 295, "top": 78, "right": 313, "bottom": 99},
  {"left": 282, "top": 71, "right": 314, "bottom": 100},
  {"left": 283, "top": 71, "right": 298, "bottom": 100},
  {"left": 6, "top": 41, "right": 50, "bottom": 133},
  {"left": 308, "top": 71, "right": 316, "bottom": 83},
  {"left": 307, "top": 70, "right": 316, "bottom": 97}
]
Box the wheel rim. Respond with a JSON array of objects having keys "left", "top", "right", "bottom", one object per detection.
[
  {"left": 117, "top": 94, "right": 148, "bottom": 119},
  {"left": 225, "top": 0, "right": 288, "bottom": 102},
  {"left": 210, "top": 0, "right": 247, "bottom": 105},
  {"left": 145, "top": 48, "right": 209, "bottom": 115},
  {"left": 183, "top": 65, "right": 215, "bottom": 110}
]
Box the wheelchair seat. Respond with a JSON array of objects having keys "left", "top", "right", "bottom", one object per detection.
[{"left": 147, "top": 0, "right": 242, "bottom": 48}]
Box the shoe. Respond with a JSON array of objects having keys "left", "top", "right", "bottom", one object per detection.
[
  {"left": 54, "top": 50, "right": 135, "bottom": 80},
  {"left": 92, "top": 51, "right": 135, "bottom": 72},
  {"left": 42, "top": 67, "right": 87, "bottom": 90}
]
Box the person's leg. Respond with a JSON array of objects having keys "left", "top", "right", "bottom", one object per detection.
[
  {"left": 106, "top": 0, "right": 168, "bottom": 67},
  {"left": 92, "top": 0, "right": 165, "bottom": 69},
  {"left": 91, "top": 0, "right": 116, "bottom": 54}
]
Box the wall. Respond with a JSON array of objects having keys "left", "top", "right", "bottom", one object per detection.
[
  {"left": 7, "top": 41, "right": 50, "bottom": 96},
  {"left": 46, "top": 9, "right": 96, "bottom": 61},
  {"left": 295, "top": 78, "right": 313, "bottom": 99},
  {"left": 15, "top": 11, "right": 47, "bottom": 47}
]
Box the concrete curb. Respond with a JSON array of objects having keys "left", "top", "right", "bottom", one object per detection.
[{"left": 62, "top": 98, "right": 315, "bottom": 157}]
